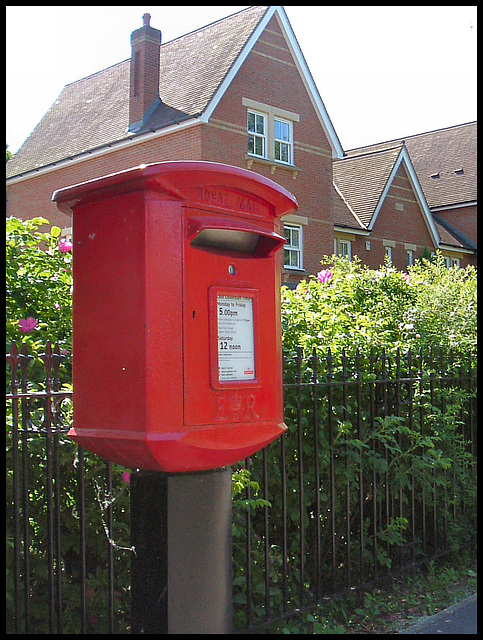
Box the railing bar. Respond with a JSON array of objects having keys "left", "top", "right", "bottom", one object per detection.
[
  {"left": 356, "top": 349, "right": 365, "bottom": 586},
  {"left": 262, "top": 446, "right": 270, "bottom": 620},
  {"left": 296, "top": 347, "right": 305, "bottom": 605},
  {"left": 245, "top": 456, "right": 252, "bottom": 629},
  {"left": 106, "top": 461, "right": 115, "bottom": 634},
  {"left": 21, "top": 398, "right": 31, "bottom": 633},
  {"left": 8, "top": 346, "right": 22, "bottom": 633},
  {"left": 327, "top": 348, "right": 336, "bottom": 594},
  {"left": 342, "top": 349, "right": 351, "bottom": 589},
  {"left": 280, "top": 432, "right": 288, "bottom": 615},
  {"left": 40, "top": 342, "right": 56, "bottom": 634},
  {"left": 51, "top": 345, "right": 64, "bottom": 634},
  {"left": 78, "top": 447, "right": 87, "bottom": 634},
  {"left": 311, "top": 348, "right": 322, "bottom": 603}
]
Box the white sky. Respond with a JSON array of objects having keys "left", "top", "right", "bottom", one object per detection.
[{"left": 6, "top": 5, "right": 477, "bottom": 155}]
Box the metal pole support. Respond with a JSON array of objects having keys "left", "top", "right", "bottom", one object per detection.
[{"left": 130, "top": 467, "right": 232, "bottom": 634}]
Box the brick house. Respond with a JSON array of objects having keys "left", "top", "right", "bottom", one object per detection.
[
  {"left": 333, "top": 122, "right": 477, "bottom": 270},
  {"left": 6, "top": 7, "right": 477, "bottom": 281},
  {"left": 6, "top": 6, "right": 343, "bottom": 286}
]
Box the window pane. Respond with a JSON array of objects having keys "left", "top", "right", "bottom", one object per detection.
[
  {"left": 254, "top": 136, "right": 264, "bottom": 156},
  {"left": 248, "top": 135, "right": 254, "bottom": 154},
  {"left": 281, "top": 121, "right": 290, "bottom": 141},
  {"left": 275, "top": 141, "right": 281, "bottom": 161},
  {"left": 284, "top": 249, "right": 298, "bottom": 268},
  {"left": 274, "top": 119, "right": 281, "bottom": 140},
  {"left": 247, "top": 112, "right": 255, "bottom": 132},
  {"left": 281, "top": 143, "right": 289, "bottom": 163},
  {"left": 275, "top": 119, "right": 290, "bottom": 141},
  {"left": 255, "top": 114, "right": 264, "bottom": 134}
]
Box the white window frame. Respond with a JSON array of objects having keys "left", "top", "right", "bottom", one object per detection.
[
  {"left": 274, "top": 117, "right": 293, "bottom": 165},
  {"left": 406, "top": 249, "right": 414, "bottom": 267},
  {"left": 334, "top": 237, "right": 352, "bottom": 260},
  {"left": 247, "top": 110, "right": 267, "bottom": 159},
  {"left": 243, "top": 98, "right": 299, "bottom": 166},
  {"left": 443, "top": 255, "right": 461, "bottom": 269},
  {"left": 385, "top": 245, "right": 393, "bottom": 262},
  {"left": 283, "top": 223, "right": 303, "bottom": 270}
]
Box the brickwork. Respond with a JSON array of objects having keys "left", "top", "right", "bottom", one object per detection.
[
  {"left": 6, "top": 10, "right": 476, "bottom": 276},
  {"left": 6, "top": 125, "right": 204, "bottom": 227},
  {"left": 434, "top": 204, "right": 477, "bottom": 247}
]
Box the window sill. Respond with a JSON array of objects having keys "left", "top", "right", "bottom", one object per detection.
[
  {"left": 245, "top": 155, "right": 301, "bottom": 179},
  {"left": 283, "top": 266, "right": 306, "bottom": 273}
]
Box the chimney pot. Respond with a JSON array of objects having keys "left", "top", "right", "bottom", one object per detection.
[{"left": 129, "top": 14, "right": 162, "bottom": 132}]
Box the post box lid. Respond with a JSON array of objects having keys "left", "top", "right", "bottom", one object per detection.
[{"left": 52, "top": 161, "right": 298, "bottom": 219}]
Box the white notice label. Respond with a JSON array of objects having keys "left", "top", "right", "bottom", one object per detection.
[{"left": 217, "top": 296, "right": 255, "bottom": 382}]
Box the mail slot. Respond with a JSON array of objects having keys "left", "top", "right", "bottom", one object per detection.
[{"left": 52, "top": 161, "right": 298, "bottom": 472}]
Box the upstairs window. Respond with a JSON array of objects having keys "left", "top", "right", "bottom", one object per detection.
[
  {"left": 274, "top": 118, "right": 292, "bottom": 164},
  {"left": 247, "top": 111, "right": 267, "bottom": 158},
  {"left": 244, "top": 98, "right": 299, "bottom": 167}
]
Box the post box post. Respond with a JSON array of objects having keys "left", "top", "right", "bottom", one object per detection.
[{"left": 130, "top": 468, "right": 232, "bottom": 634}]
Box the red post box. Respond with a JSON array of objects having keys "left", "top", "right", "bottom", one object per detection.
[{"left": 52, "top": 162, "right": 297, "bottom": 472}]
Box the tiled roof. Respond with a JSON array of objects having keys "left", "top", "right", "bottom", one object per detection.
[
  {"left": 346, "top": 122, "right": 477, "bottom": 210},
  {"left": 333, "top": 146, "right": 402, "bottom": 227},
  {"left": 6, "top": 6, "right": 269, "bottom": 179}
]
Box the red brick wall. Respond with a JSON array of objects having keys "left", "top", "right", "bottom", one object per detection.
[
  {"left": 350, "top": 164, "right": 435, "bottom": 271},
  {"left": 434, "top": 204, "right": 477, "bottom": 247},
  {"left": 6, "top": 125, "right": 204, "bottom": 228},
  {"left": 204, "top": 14, "right": 335, "bottom": 283}
]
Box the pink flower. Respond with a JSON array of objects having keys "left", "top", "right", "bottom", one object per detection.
[
  {"left": 122, "top": 472, "right": 130, "bottom": 483},
  {"left": 402, "top": 273, "right": 410, "bottom": 284},
  {"left": 59, "top": 238, "right": 73, "bottom": 253},
  {"left": 18, "top": 317, "right": 38, "bottom": 333},
  {"left": 317, "top": 269, "right": 332, "bottom": 284}
]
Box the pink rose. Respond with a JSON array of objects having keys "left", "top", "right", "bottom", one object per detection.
[
  {"left": 317, "top": 269, "right": 332, "bottom": 284},
  {"left": 59, "top": 239, "right": 73, "bottom": 253},
  {"left": 18, "top": 317, "right": 38, "bottom": 333}
]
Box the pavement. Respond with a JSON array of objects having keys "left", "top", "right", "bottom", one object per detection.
[{"left": 398, "top": 593, "right": 477, "bottom": 634}]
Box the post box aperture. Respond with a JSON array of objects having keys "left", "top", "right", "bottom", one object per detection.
[{"left": 52, "top": 162, "right": 298, "bottom": 472}]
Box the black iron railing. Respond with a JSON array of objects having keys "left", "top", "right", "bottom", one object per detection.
[{"left": 6, "top": 342, "right": 477, "bottom": 633}]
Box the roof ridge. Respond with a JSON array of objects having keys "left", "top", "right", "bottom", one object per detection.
[
  {"left": 346, "top": 120, "right": 477, "bottom": 154},
  {"left": 339, "top": 144, "right": 403, "bottom": 160},
  {"left": 63, "top": 58, "right": 129, "bottom": 89},
  {"left": 162, "top": 6, "right": 266, "bottom": 46},
  {"left": 63, "top": 8, "right": 266, "bottom": 89}
]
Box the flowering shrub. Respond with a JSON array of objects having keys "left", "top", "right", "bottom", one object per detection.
[
  {"left": 6, "top": 217, "right": 73, "bottom": 381},
  {"left": 282, "top": 254, "right": 477, "bottom": 362}
]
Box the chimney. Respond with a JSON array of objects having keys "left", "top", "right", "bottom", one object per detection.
[{"left": 129, "top": 13, "right": 162, "bottom": 132}]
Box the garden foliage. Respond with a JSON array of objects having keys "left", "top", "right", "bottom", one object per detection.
[{"left": 6, "top": 220, "right": 477, "bottom": 632}]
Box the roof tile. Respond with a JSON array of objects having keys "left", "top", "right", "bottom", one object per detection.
[{"left": 6, "top": 6, "right": 268, "bottom": 178}]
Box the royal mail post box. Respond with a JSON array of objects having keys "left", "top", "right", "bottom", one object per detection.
[{"left": 52, "top": 161, "right": 298, "bottom": 472}]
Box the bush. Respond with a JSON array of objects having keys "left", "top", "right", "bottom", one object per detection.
[
  {"left": 6, "top": 223, "right": 477, "bottom": 632},
  {"left": 6, "top": 216, "right": 73, "bottom": 386},
  {"left": 232, "top": 255, "right": 477, "bottom": 627},
  {"left": 281, "top": 254, "right": 477, "bottom": 362}
]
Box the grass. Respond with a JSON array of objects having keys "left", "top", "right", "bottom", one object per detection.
[{"left": 250, "top": 549, "right": 477, "bottom": 634}]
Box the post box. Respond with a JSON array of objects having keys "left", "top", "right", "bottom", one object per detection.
[{"left": 52, "top": 161, "right": 297, "bottom": 472}]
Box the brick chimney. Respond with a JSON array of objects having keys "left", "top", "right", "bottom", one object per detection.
[{"left": 129, "top": 13, "right": 162, "bottom": 132}]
